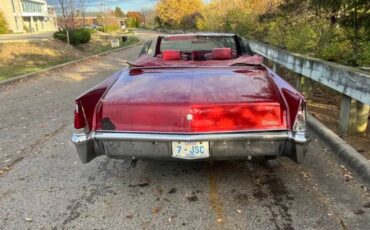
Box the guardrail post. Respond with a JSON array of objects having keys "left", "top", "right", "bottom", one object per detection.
[
  {"left": 339, "top": 95, "right": 354, "bottom": 134},
  {"left": 296, "top": 75, "right": 302, "bottom": 91},
  {"left": 272, "top": 63, "right": 278, "bottom": 73},
  {"left": 339, "top": 95, "right": 369, "bottom": 135}
]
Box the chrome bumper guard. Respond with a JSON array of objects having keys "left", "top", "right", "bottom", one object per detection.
[{"left": 71, "top": 131, "right": 309, "bottom": 164}]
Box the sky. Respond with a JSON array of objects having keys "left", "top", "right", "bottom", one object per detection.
[
  {"left": 47, "top": 0, "right": 211, "bottom": 12},
  {"left": 47, "top": 0, "right": 156, "bottom": 11}
]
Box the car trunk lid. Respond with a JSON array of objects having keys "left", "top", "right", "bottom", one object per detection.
[{"left": 96, "top": 67, "right": 287, "bottom": 133}]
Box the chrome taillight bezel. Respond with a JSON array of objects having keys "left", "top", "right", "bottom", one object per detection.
[{"left": 293, "top": 100, "right": 307, "bottom": 133}]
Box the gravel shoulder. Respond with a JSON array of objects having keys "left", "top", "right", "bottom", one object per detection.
[{"left": 0, "top": 30, "right": 369, "bottom": 230}]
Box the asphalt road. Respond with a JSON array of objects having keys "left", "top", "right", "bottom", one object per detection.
[
  {"left": 0, "top": 32, "right": 54, "bottom": 43},
  {"left": 0, "top": 30, "right": 370, "bottom": 230}
]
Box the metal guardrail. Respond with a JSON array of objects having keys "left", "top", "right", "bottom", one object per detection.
[
  {"left": 247, "top": 40, "right": 370, "bottom": 105},
  {"left": 247, "top": 40, "right": 370, "bottom": 135}
]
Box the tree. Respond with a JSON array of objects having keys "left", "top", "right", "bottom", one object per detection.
[
  {"left": 307, "top": 0, "right": 370, "bottom": 65},
  {"left": 140, "top": 8, "right": 154, "bottom": 27},
  {"left": 127, "top": 11, "right": 144, "bottom": 27},
  {"left": 154, "top": 16, "right": 163, "bottom": 28},
  {"left": 181, "top": 12, "right": 203, "bottom": 31},
  {"left": 156, "top": 0, "right": 203, "bottom": 28},
  {"left": 114, "top": 7, "right": 125, "bottom": 18},
  {"left": 0, "top": 11, "right": 8, "bottom": 34},
  {"left": 193, "top": 0, "right": 369, "bottom": 66},
  {"left": 197, "top": 0, "right": 259, "bottom": 33},
  {"left": 141, "top": 9, "right": 157, "bottom": 28},
  {"left": 78, "top": 0, "right": 87, "bottom": 26},
  {"left": 57, "top": 0, "right": 78, "bottom": 44},
  {"left": 126, "top": 17, "right": 139, "bottom": 28},
  {"left": 127, "top": 12, "right": 144, "bottom": 22}
]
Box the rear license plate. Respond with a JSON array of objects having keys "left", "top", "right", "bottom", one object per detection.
[{"left": 171, "top": 141, "right": 210, "bottom": 160}]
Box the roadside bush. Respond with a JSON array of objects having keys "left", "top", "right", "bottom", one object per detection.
[
  {"left": 71, "top": 28, "right": 91, "bottom": 44},
  {"left": 53, "top": 28, "right": 91, "bottom": 45},
  {"left": 358, "top": 41, "right": 370, "bottom": 67},
  {"left": 0, "top": 11, "right": 8, "bottom": 34},
  {"left": 318, "top": 37, "right": 353, "bottom": 65},
  {"left": 126, "top": 17, "right": 140, "bottom": 28},
  {"left": 101, "top": 24, "right": 120, "bottom": 32},
  {"left": 53, "top": 30, "right": 67, "bottom": 41}
]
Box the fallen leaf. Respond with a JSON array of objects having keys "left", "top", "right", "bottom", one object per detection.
[
  {"left": 168, "top": 188, "right": 177, "bottom": 194},
  {"left": 152, "top": 207, "right": 161, "bottom": 214},
  {"left": 344, "top": 173, "right": 353, "bottom": 182},
  {"left": 217, "top": 218, "right": 223, "bottom": 223},
  {"left": 137, "top": 182, "right": 150, "bottom": 187},
  {"left": 186, "top": 194, "right": 198, "bottom": 202},
  {"left": 354, "top": 209, "right": 364, "bottom": 215}
]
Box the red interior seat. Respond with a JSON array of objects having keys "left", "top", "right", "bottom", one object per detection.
[
  {"left": 212, "top": 48, "right": 233, "bottom": 60},
  {"left": 162, "top": 50, "right": 181, "bottom": 60}
]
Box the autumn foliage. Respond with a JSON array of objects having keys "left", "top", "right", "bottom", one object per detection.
[
  {"left": 156, "top": 0, "right": 203, "bottom": 28},
  {"left": 155, "top": 0, "right": 370, "bottom": 66}
]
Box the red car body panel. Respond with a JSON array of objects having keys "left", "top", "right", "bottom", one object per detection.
[
  {"left": 94, "top": 66, "right": 287, "bottom": 133},
  {"left": 75, "top": 70, "right": 122, "bottom": 130}
]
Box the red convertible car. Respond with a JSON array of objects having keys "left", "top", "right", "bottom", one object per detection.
[{"left": 72, "top": 33, "right": 309, "bottom": 164}]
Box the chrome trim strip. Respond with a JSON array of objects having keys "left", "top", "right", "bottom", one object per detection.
[
  {"left": 72, "top": 131, "right": 308, "bottom": 144},
  {"left": 92, "top": 131, "right": 305, "bottom": 142}
]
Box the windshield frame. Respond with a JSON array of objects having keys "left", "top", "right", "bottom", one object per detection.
[{"left": 155, "top": 34, "right": 242, "bottom": 56}]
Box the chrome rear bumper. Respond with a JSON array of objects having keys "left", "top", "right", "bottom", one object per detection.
[{"left": 71, "top": 131, "right": 309, "bottom": 163}]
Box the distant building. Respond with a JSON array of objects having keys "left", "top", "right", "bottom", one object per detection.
[{"left": 0, "top": 0, "right": 57, "bottom": 33}]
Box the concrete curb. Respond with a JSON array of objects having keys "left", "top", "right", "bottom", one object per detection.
[
  {"left": 307, "top": 113, "right": 370, "bottom": 186},
  {"left": 0, "top": 40, "right": 143, "bottom": 86}
]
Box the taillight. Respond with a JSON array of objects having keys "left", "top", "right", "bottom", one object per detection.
[
  {"left": 74, "top": 103, "right": 86, "bottom": 129},
  {"left": 190, "top": 103, "right": 286, "bottom": 132},
  {"left": 293, "top": 101, "right": 307, "bottom": 133}
]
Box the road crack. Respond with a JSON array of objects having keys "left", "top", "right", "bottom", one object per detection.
[{"left": 0, "top": 123, "right": 68, "bottom": 175}]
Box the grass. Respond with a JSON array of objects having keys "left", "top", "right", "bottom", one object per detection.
[
  {"left": 79, "top": 35, "right": 140, "bottom": 55},
  {"left": 0, "top": 58, "right": 75, "bottom": 81},
  {"left": 0, "top": 33, "right": 140, "bottom": 81}
]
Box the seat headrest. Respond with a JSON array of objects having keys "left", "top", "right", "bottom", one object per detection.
[
  {"left": 212, "top": 48, "right": 233, "bottom": 60},
  {"left": 162, "top": 50, "right": 181, "bottom": 60}
]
